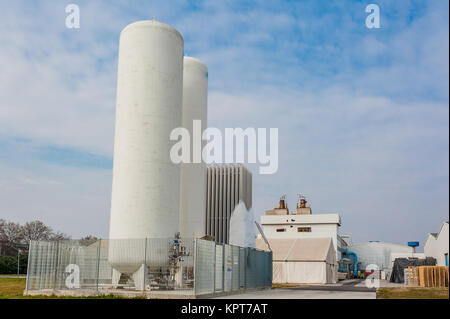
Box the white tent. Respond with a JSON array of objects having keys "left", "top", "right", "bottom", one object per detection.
[{"left": 256, "top": 237, "right": 337, "bottom": 284}]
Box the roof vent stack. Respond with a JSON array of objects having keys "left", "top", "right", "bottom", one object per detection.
[{"left": 296, "top": 194, "right": 312, "bottom": 215}]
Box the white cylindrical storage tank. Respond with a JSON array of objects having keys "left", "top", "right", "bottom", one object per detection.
[
  {"left": 108, "top": 20, "right": 184, "bottom": 274},
  {"left": 179, "top": 57, "right": 208, "bottom": 238}
]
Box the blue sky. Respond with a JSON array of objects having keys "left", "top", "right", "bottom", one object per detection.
[{"left": 0, "top": 0, "right": 448, "bottom": 248}]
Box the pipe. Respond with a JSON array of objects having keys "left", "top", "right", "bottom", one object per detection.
[{"left": 342, "top": 249, "right": 358, "bottom": 278}]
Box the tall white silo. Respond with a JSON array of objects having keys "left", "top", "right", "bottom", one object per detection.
[
  {"left": 179, "top": 57, "right": 208, "bottom": 238},
  {"left": 108, "top": 20, "right": 184, "bottom": 277}
]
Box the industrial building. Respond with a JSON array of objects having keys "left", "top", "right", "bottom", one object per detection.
[
  {"left": 24, "top": 17, "right": 446, "bottom": 295},
  {"left": 344, "top": 241, "right": 421, "bottom": 279},
  {"left": 259, "top": 196, "right": 343, "bottom": 260},
  {"left": 424, "top": 221, "right": 449, "bottom": 266},
  {"left": 256, "top": 196, "right": 340, "bottom": 284},
  {"left": 255, "top": 195, "right": 431, "bottom": 283},
  {"left": 24, "top": 20, "right": 272, "bottom": 297},
  {"left": 105, "top": 20, "right": 261, "bottom": 291}
]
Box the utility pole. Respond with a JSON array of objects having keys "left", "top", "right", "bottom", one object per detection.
[{"left": 14, "top": 243, "right": 29, "bottom": 276}]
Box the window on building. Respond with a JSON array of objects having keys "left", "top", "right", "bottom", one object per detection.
[
  {"left": 276, "top": 228, "right": 286, "bottom": 232},
  {"left": 298, "top": 227, "right": 311, "bottom": 232}
]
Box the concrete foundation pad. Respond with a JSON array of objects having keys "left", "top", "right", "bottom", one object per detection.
[{"left": 23, "top": 287, "right": 271, "bottom": 299}]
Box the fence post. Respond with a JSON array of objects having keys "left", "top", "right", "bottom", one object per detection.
[
  {"left": 230, "top": 246, "right": 233, "bottom": 292},
  {"left": 143, "top": 238, "right": 147, "bottom": 292},
  {"left": 253, "top": 249, "right": 256, "bottom": 288},
  {"left": 270, "top": 251, "right": 272, "bottom": 286},
  {"left": 244, "top": 248, "right": 247, "bottom": 289},
  {"left": 25, "top": 241, "right": 32, "bottom": 291},
  {"left": 193, "top": 239, "right": 197, "bottom": 296},
  {"left": 96, "top": 239, "right": 101, "bottom": 291},
  {"left": 238, "top": 247, "right": 241, "bottom": 291},
  {"left": 269, "top": 251, "right": 273, "bottom": 287},
  {"left": 53, "top": 241, "right": 59, "bottom": 291},
  {"left": 222, "top": 244, "right": 225, "bottom": 292},
  {"left": 37, "top": 243, "right": 43, "bottom": 290},
  {"left": 213, "top": 242, "right": 216, "bottom": 292}
]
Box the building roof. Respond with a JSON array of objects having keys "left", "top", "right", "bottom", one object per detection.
[
  {"left": 439, "top": 221, "right": 449, "bottom": 234},
  {"left": 425, "top": 221, "right": 449, "bottom": 245},
  {"left": 256, "top": 237, "right": 335, "bottom": 262},
  {"left": 258, "top": 238, "right": 294, "bottom": 260}
]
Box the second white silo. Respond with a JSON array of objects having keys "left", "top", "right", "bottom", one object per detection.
[
  {"left": 179, "top": 57, "right": 208, "bottom": 238},
  {"left": 108, "top": 20, "right": 184, "bottom": 277}
]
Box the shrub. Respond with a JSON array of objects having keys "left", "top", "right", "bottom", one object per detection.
[{"left": 0, "top": 254, "right": 28, "bottom": 274}]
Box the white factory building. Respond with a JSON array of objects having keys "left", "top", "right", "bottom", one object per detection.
[
  {"left": 424, "top": 221, "right": 449, "bottom": 266},
  {"left": 346, "top": 241, "right": 420, "bottom": 277},
  {"left": 256, "top": 197, "right": 340, "bottom": 284},
  {"left": 257, "top": 197, "right": 343, "bottom": 259}
]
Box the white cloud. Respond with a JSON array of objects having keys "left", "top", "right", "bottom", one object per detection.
[
  {"left": 0, "top": 1, "right": 447, "bottom": 245},
  {"left": 208, "top": 86, "right": 448, "bottom": 245}
]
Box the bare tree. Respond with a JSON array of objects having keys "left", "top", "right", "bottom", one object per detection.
[
  {"left": 0, "top": 219, "right": 7, "bottom": 255},
  {"left": 0, "top": 220, "right": 23, "bottom": 247},
  {"left": 50, "top": 231, "right": 71, "bottom": 241},
  {"left": 21, "top": 221, "right": 53, "bottom": 243},
  {"left": 1, "top": 219, "right": 72, "bottom": 256},
  {"left": 0, "top": 219, "right": 5, "bottom": 236},
  {"left": 79, "top": 235, "right": 99, "bottom": 246}
]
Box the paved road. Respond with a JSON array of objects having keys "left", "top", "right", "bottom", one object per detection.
[
  {"left": 214, "top": 280, "right": 377, "bottom": 299},
  {"left": 214, "top": 288, "right": 376, "bottom": 299}
]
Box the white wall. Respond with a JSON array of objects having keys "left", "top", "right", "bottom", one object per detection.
[
  {"left": 348, "top": 242, "right": 412, "bottom": 271},
  {"left": 260, "top": 214, "right": 340, "bottom": 260},
  {"left": 261, "top": 214, "right": 340, "bottom": 225},
  {"left": 272, "top": 261, "right": 337, "bottom": 284},
  {"left": 424, "top": 222, "right": 449, "bottom": 266},
  {"left": 273, "top": 262, "right": 327, "bottom": 284}
]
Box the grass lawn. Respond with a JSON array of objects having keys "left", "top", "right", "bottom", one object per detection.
[
  {"left": 3, "top": 277, "right": 447, "bottom": 299},
  {"left": 377, "top": 287, "right": 449, "bottom": 299},
  {"left": 0, "top": 277, "right": 26, "bottom": 299},
  {"left": 0, "top": 277, "right": 144, "bottom": 299}
]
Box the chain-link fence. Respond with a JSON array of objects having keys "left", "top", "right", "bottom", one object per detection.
[{"left": 26, "top": 238, "right": 272, "bottom": 296}]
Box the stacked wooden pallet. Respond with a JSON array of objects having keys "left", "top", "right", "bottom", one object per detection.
[{"left": 406, "top": 266, "right": 449, "bottom": 287}]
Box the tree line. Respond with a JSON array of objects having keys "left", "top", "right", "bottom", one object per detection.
[
  {"left": 0, "top": 219, "right": 71, "bottom": 256},
  {"left": 0, "top": 219, "right": 99, "bottom": 274}
]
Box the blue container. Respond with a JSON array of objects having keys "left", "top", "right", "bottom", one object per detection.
[{"left": 408, "top": 241, "right": 419, "bottom": 247}]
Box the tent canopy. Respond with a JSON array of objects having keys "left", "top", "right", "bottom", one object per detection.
[{"left": 256, "top": 237, "right": 335, "bottom": 263}]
